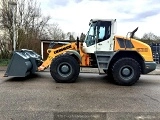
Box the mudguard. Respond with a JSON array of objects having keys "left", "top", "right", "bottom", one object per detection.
[{"left": 66, "top": 50, "right": 81, "bottom": 62}]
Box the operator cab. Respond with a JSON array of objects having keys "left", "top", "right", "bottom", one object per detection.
[{"left": 83, "top": 19, "right": 116, "bottom": 53}]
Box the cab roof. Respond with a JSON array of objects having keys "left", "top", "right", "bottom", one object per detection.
[{"left": 90, "top": 19, "right": 116, "bottom": 22}]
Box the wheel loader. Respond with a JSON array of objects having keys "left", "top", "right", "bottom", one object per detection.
[{"left": 4, "top": 19, "right": 156, "bottom": 86}]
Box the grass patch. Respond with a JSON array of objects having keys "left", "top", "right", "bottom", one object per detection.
[{"left": 0, "top": 59, "right": 10, "bottom": 66}]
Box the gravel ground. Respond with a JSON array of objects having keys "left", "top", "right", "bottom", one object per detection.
[{"left": 0, "top": 66, "right": 7, "bottom": 71}]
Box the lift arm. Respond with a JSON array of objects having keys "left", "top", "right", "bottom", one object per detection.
[{"left": 38, "top": 42, "right": 77, "bottom": 71}]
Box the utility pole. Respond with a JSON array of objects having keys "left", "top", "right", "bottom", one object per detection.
[{"left": 8, "top": 1, "right": 17, "bottom": 51}]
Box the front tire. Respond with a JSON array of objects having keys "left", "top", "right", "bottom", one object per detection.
[
  {"left": 50, "top": 54, "right": 80, "bottom": 83},
  {"left": 112, "top": 58, "right": 141, "bottom": 86}
]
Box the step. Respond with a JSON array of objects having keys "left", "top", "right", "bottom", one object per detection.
[
  {"left": 94, "top": 51, "right": 114, "bottom": 74},
  {"left": 96, "top": 54, "right": 111, "bottom": 57},
  {"left": 97, "top": 61, "right": 109, "bottom": 63}
]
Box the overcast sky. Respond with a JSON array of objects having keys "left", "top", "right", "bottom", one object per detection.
[{"left": 38, "top": 0, "right": 160, "bottom": 38}]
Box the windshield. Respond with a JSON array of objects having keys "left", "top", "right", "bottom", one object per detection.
[{"left": 84, "top": 22, "right": 97, "bottom": 47}]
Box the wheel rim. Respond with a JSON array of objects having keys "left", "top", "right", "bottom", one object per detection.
[
  {"left": 119, "top": 65, "right": 134, "bottom": 81},
  {"left": 57, "top": 62, "right": 72, "bottom": 77}
]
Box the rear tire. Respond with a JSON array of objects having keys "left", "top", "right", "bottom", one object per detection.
[
  {"left": 107, "top": 68, "right": 114, "bottom": 80},
  {"left": 103, "top": 69, "right": 114, "bottom": 80},
  {"left": 50, "top": 54, "right": 80, "bottom": 83},
  {"left": 112, "top": 58, "right": 141, "bottom": 86}
]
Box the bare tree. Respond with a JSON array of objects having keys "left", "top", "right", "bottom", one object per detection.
[
  {"left": 67, "top": 32, "right": 75, "bottom": 40},
  {"left": 45, "top": 23, "right": 66, "bottom": 40},
  {"left": 141, "top": 32, "right": 160, "bottom": 44},
  {"left": 0, "top": 0, "right": 50, "bottom": 54},
  {"left": 80, "top": 32, "right": 86, "bottom": 41},
  {"left": 0, "top": 33, "right": 10, "bottom": 59}
]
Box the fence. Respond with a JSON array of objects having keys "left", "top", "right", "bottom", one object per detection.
[{"left": 150, "top": 43, "right": 160, "bottom": 64}]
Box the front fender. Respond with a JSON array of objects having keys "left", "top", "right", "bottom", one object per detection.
[{"left": 65, "top": 50, "right": 81, "bottom": 62}]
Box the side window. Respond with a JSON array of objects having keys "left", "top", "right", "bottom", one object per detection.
[{"left": 99, "top": 27, "right": 105, "bottom": 39}]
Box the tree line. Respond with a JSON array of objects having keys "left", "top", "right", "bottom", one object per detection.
[
  {"left": 137, "top": 32, "right": 160, "bottom": 44},
  {"left": 0, "top": 0, "right": 86, "bottom": 59},
  {"left": 0, "top": 0, "right": 159, "bottom": 59}
]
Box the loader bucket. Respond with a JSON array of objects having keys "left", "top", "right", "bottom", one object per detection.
[{"left": 4, "top": 49, "right": 42, "bottom": 77}]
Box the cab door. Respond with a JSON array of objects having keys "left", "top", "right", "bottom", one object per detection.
[{"left": 96, "top": 21, "right": 112, "bottom": 51}]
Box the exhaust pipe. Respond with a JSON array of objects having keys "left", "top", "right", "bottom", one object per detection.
[{"left": 4, "top": 49, "right": 42, "bottom": 77}]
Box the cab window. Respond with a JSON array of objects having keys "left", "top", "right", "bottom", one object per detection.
[{"left": 98, "top": 21, "right": 111, "bottom": 43}]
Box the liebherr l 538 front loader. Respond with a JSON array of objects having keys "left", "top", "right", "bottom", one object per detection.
[{"left": 5, "top": 19, "right": 156, "bottom": 86}]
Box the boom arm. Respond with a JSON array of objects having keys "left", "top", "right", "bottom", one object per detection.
[{"left": 38, "top": 42, "right": 77, "bottom": 71}]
